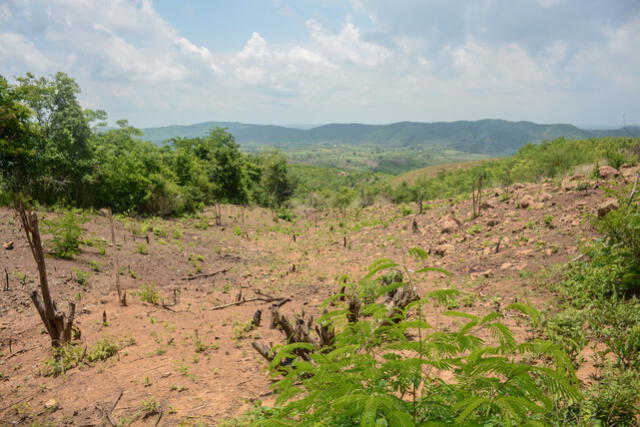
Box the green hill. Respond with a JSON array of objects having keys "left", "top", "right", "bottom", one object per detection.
[{"left": 142, "top": 119, "right": 639, "bottom": 156}]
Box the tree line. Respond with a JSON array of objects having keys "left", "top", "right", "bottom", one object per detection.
[{"left": 0, "top": 72, "right": 295, "bottom": 215}]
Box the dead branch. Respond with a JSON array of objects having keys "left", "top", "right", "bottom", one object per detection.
[
  {"left": 211, "top": 296, "right": 290, "bottom": 311},
  {"left": 180, "top": 268, "right": 231, "bottom": 281},
  {"left": 252, "top": 341, "right": 275, "bottom": 362},
  {"left": 17, "top": 202, "right": 76, "bottom": 347}
]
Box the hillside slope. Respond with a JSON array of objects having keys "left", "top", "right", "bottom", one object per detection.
[
  {"left": 141, "top": 119, "right": 640, "bottom": 156},
  {"left": 1, "top": 166, "right": 637, "bottom": 425}
]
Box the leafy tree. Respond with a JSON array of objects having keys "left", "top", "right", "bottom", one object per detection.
[
  {"left": 0, "top": 75, "right": 40, "bottom": 196},
  {"left": 11, "top": 72, "right": 96, "bottom": 204},
  {"left": 250, "top": 150, "right": 296, "bottom": 208}
]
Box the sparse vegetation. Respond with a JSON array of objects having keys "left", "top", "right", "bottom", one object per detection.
[{"left": 134, "top": 283, "right": 161, "bottom": 305}]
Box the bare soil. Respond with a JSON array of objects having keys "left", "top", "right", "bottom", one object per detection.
[{"left": 0, "top": 173, "right": 631, "bottom": 426}]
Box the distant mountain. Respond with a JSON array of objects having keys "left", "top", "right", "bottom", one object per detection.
[{"left": 141, "top": 119, "right": 640, "bottom": 156}]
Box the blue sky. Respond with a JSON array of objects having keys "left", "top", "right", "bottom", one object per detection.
[{"left": 1, "top": 0, "right": 639, "bottom": 128}]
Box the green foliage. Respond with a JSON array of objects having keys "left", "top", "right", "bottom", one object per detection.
[
  {"left": 544, "top": 308, "right": 587, "bottom": 365},
  {"left": 88, "top": 259, "right": 102, "bottom": 272},
  {"left": 386, "top": 137, "right": 638, "bottom": 205},
  {"left": 43, "top": 211, "right": 86, "bottom": 259},
  {"left": 135, "top": 243, "right": 148, "bottom": 255},
  {"left": 44, "top": 336, "right": 125, "bottom": 376},
  {"left": 545, "top": 194, "right": 640, "bottom": 424},
  {"left": 139, "top": 398, "right": 161, "bottom": 418},
  {"left": 254, "top": 257, "right": 579, "bottom": 426},
  {"left": 1, "top": 72, "right": 98, "bottom": 204},
  {"left": 134, "top": 283, "right": 161, "bottom": 305},
  {"left": 87, "top": 337, "right": 120, "bottom": 362},
  {"left": 580, "top": 368, "right": 640, "bottom": 426},
  {"left": 587, "top": 300, "right": 640, "bottom": 369},
  {"left": 72, "top": 268, "right": 90, "bottom": 289},
  {"left": 0, "top": 72, "right": 297, "bottom": 215}
]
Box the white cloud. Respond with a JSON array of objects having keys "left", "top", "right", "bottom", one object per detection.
[
  {"left": 0, "top": 32, "right": 54, "bottom": 72},
  {"left": 306, "top": 19, "right": 391, "bottom": 66},
  {"left": 0, "top": 0, "right": 637, "bottom": 127}
]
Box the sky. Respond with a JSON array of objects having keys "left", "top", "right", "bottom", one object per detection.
[{"left": 1, "top": 0, "right": 639, "bottom": 128}]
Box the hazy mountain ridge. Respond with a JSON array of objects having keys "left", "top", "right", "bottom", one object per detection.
[{"left": 141, "top": 119, "right": 640, "bottom": 156}]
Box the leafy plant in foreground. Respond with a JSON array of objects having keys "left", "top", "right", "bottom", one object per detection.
[{"left": 254, "top": 255, "right": 580, "bottom": 426}]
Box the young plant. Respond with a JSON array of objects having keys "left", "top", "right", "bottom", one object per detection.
[
  {"left": 134, "top": 283, "right": 161, "bottom": 305},
  {"left": 43, "top": 210, "right": 86, "bottom": 259},
  {"left": 254, "top": 255, "right": 580, "bottom": 426}
]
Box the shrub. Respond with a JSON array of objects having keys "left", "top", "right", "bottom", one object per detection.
[
  {"left": 43, "top": 211, "right": 85, "bottom": 259},
  {"left": 544, "top": 308, "right": 587, "bottom": 366},
  {"left": 135, "top": 283, "right": 161, "bottom": 305},
  {"left": 72, "top": 269, "right": 90, "bottom": 289},
  {"left": 136, "top": 243, "right": 148, "bottom": 255},
  {"left": 581, "top": 368, "right": 640, "bottom": 426}
]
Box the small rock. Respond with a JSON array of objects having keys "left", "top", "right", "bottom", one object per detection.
[
  {"left": 45, "top": 399, "right": 59, "bottom": 411},
  {"left": 518, "top": 195, "right": 534, "bottom": 209},
  {"left": 598, "top": 165, "right": 619, "bottom": 179},
  {"left": 597, "top": 198, "right": 619, "bottom": 217},
  {"left": 2, "top": 241, "right": 13, "bottom": 250},
  {"left": 500, "top": 262, "right": 513, "bottom": 270}
]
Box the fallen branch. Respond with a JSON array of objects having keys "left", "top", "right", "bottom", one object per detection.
[
  {"left": 180, "top": 269, "right": 231, "bottom": 281},
  {"left": 211, "top": 296, "right": 290, "bottom": 311},
  {"left": 95, "top": 403, "right": 117, "bottom": 427}
]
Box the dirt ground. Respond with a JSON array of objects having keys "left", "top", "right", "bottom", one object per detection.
[{"left": 0, "top": 172, "right": 631, "bottom": 426}]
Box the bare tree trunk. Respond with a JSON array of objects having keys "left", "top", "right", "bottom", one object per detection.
[
  {"left": 16, "top": 202, "right": 76, "bottom": 348},
  {"left": 105, "top": 208, "right": 126, "bottom": 306},
  {"left": 472, "top": 174, "right": 484, "bottom": 218}
]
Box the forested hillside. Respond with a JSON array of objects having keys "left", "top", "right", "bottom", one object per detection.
[{"left": 142, "top": 119, "right": 640, "bottom": 155}]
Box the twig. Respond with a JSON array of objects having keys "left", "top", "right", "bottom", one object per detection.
[
  {"left": 111, "top": 390, "right": 124, "bottom": 413},
  {"left": 180, "top": 269, "right": 230, "bottom": 281},
  {"left": 154, "top": 410, "right": 164, "bottom": 427},
  {"left": 3, "top": 345, "right": 38, "bottom": 359}
]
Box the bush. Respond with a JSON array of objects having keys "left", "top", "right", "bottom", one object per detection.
[
  {"left": 134, "top": 283, "right": 161, "bottom": 305},
  {"left": 582, "top": 368, "right": 640, "bottom": 426},
  {"left": 544, "top": 308, "right": 587, "bottom": 366},
  {"left": 43, "top": 211, "right": 85, "bottom": 259},
  {"left": 588, "top": 300, "right": 640, "bottom": 369}
]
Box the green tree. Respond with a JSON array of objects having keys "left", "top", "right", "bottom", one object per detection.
[
  {"left": 0, "top": 75, "right": 40, "bottom": 197},
  {"left": 251, "top": 149, "right": 295, "bottom": 207},
  {"left": 10, "top": 72, "right": 97, "bottom": 205}
]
